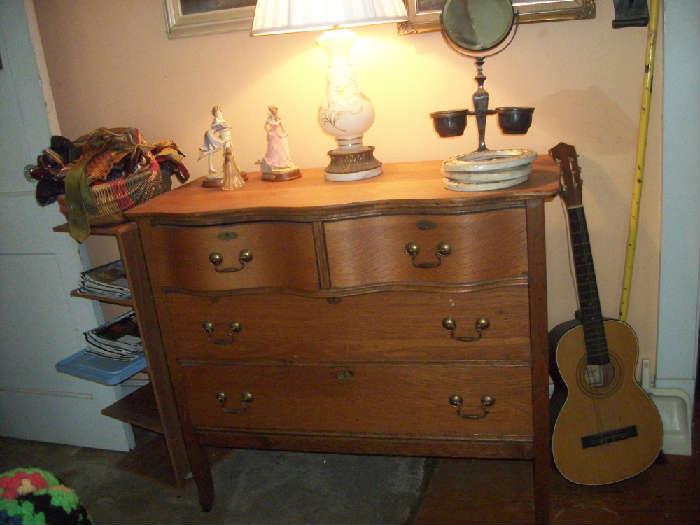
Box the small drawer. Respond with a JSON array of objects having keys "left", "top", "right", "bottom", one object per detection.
[
  {"left": 324, "top": 209, "right": 527, "bottom": 289},
  {"left": 146, "top": 222, "right": 318, "bottom": 291},
  {"left": 181, "top": 362, "right": 533, "bottom": 438},
  {"left": 162, "top": 287, "right": 531, "bottom": 363}
]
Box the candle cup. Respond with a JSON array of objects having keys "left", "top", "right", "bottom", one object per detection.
[
  {"left": 496, "top": 107, "right": 534, "bottom": 134},
  {"left": 430, "top": 109, "right": 468, "bottom": 137}
]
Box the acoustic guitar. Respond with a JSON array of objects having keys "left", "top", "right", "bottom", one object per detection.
[{"left": 549, "top": 142, "right": 662, "bottom": 485}]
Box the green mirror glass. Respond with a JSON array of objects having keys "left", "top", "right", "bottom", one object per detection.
[{"left": 441, "top": 0, "right": 515, "bottom": 52}]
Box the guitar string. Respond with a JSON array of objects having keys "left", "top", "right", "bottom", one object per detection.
[{"left": 558, "top": 197, "right": 605, "bottom": 435}]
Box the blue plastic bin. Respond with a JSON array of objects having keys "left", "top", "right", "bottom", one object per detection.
[{"left": 56, "top": 349, "right": 146, "bottom": 386}]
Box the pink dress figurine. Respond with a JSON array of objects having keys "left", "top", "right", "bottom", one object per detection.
[{"left": 260, "top": 106, "right": 300, "bottom": 181}]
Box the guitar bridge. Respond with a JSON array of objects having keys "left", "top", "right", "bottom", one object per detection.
[{"left": 581, "top": 425, "right": 638, "bottom": 449}]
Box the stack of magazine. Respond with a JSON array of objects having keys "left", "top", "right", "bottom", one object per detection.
[
  {"left": 79, "top": 260, "right": 130, "bottom": 300},
  {"left": 84, "top": 311, "right": 143, "bottom": 361}
]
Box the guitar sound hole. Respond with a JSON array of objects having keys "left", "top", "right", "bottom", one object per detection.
[
  {"left": 576, "top": 353, "right": 623, "bottom": 398},
  {"left": 584, "top": 362, "right": 615, "bottom": 388}
]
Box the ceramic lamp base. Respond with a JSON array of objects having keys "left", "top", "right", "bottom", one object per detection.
[{"left": 324, "top": 145, "right": 382, "bottom": 182}]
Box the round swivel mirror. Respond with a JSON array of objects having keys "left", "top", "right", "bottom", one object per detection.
[{"left": 441, "top": 0, "right": 515, "bottom": 54}]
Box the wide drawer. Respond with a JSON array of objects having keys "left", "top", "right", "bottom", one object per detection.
[
  {"left": 145, "top": 222, "right": 318, "bottom": 291},
  {"left": 324, "top": 209, "right": 527, "bottom": 289},
  {"left": 162, "top": 287, "right": 531, "bottom": 363},
  {"left": 181, "top": 362, "right": 533, "bottom": 438}
]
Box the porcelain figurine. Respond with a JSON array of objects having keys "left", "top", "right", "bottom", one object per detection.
[
  {"left": 260, "top": 106, "right": 300, "bottom": 181},
  {"left": 199, "top": 106, "right": 245, "bottom": 190}
]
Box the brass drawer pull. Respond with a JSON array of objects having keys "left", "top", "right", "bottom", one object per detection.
[
  {"left": 449, "top": 394, "right": 495, "bottom": 420},
  {"left": 404, "top": 241, "right": 451, "bottom": 269},
  {"left": 208, "top": 249, "right": 253, "bottom": 273},
  {"left": 202, "top": 321, "right": 241, "bottom": 345},
  {"left": 442, "top": 317, "right": 490, "bottom": 342},
  {"left": 216, "top": 391, "right": 254, "bottom": 414}
]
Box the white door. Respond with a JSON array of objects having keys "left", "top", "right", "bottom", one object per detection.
[{"left": 0, "top": 0, "right": 132, "bottom": 451}]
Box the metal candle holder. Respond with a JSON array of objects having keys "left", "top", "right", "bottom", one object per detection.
[{"left": 431, "top": 21, "right": 533, "bottom": 152}]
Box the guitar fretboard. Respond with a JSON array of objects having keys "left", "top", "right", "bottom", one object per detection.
[{"left": 567, "top": 206, "right": 610, "bottom": 365}]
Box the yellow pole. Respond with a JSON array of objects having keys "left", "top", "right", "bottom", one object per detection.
[{"left": 619, "top": 0, "right": 661, "bottom": 321}]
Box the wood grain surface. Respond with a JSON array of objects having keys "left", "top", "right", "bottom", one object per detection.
[
  {"left": 162, "top": 287, "right": 531, "bottom": 364},
  {"left": 181, "top": 362, "right": 533, "bottom": 438},
  {"left": 126, "top": 159, "right": 560, "bottom": 223},
  {"left": 145, "top": 221, "right": 319, "bottom": 292},
  {"left": 325, "top": 209, "right": 527, "bottom": 288}
]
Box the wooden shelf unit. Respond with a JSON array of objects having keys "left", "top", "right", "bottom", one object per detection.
[
  {"left": 53, "top": 222, "right": 134, "bottom": 237},
  {"left": 101, "top": 383, "right": 162, "bottom": 434},
  {"left": 70, "top": 288, "right": 133, "bottom": 307},
  {"left": 55, "top": 220, "right": 190, "bottom": 490}
]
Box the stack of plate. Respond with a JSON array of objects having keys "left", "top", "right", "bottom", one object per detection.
[{"left": 442, "top": 148, "right": 537, "bottom": 192}]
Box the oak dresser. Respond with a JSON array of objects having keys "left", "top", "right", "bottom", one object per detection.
[{"left": 126, "top": 159, "right": 560, "bottom": 523}]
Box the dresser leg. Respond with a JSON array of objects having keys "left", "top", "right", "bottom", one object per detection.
[
  {"left": 527, "top": 200, "right": 551, "bottom": 525},
  {"left": 183, "top": 431, "right": 215, "bottom": 511},
  {"left": 532, "top": 453, "right": 550, "bottom": 525},
  {"left": 193, "top": 453, "right": 214, "bottom": 511}
]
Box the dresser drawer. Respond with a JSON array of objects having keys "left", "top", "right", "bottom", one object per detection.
[
  {"left": 162, "top": 287, "right": 531, "bottom": 363},
  {"left": 324, "top": 209, "right": 527, "bottom": 289},
  {"left": 181, "top": 363, "right": 533, "bottom": 438},
  {"left": 145, "top": 222, "right": 318, "bottom": 291}
]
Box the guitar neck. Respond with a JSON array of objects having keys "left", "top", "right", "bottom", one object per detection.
[{"left": 567, "top": 205, "right": 610, "bottom": 365}]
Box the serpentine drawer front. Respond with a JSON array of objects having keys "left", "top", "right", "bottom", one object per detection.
[
  {"left": 144, "top": 222, "right": 318, "bottom": 291},
  {"left": 181, "top": 362, "right": 533, "bottom": 438},
  {"left": 324, "top": 210, "right": 528, "bottom": 288},
  {"left": 125, "top": 159, "right": 560, "bottom": 518},
  {"left": 162, "top": 287, "right": 531, "bottom": 363}
]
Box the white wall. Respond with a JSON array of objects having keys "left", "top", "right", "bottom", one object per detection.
[{"left": 656, "top": 0, "right": 700, "bottom": 407}]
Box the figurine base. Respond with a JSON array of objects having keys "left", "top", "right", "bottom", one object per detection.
[
  {"left": 261, "top": 167, "right": 301, "bottom": 182},
  {"left": 201, "top": 176, "right": 223, "bottom": 188},
  {"left": 325, "top": 145, "right": 382, "bottom": 182}
]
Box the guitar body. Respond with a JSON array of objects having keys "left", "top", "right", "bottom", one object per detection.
[{"left": 551, "top": 319, "right": 662, "bottom": 485}]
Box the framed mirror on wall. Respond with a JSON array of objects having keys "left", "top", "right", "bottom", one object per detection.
[
  {"left": 163, "top": 0, "right": 256, "bottom": 38},
  {"left": 399, "top": 0, "right": 596, "bottom": 34},
  {"left": 162, "top": 0, "right": 596, "bottom": 39}
]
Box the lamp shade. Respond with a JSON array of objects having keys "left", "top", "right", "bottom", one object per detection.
[{"left": 252, "top": 0, "right": 408, "bottom": 35}]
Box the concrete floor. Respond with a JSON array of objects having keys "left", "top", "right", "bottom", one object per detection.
[{"left": 0, "top": 436, "right": 427, "bottom": 524}]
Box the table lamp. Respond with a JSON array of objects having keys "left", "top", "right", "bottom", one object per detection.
[{"left": 252, "top": 0, "right": 408, "bottom": 182}]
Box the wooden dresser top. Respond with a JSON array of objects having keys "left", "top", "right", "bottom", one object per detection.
[{"left": 126, "top": 158, "right": 560, "bottom": 222}]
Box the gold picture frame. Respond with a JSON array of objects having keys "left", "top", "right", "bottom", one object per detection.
[
  {"left": 162, "top": 0, "right": 256, "bottom": 39},
  {"left": 399, "top": 0, "right": 596, "bottom": 34}
]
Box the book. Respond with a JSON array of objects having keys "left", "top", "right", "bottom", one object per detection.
[
  {"left": 79, "top": 260, "right": 131, "bottom": 299},
  {"left": 84, "top": 311, "right": 142, "bottom": 360}
]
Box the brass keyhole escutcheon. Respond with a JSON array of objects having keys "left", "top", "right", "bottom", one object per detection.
[{"left": 336, "top": 369, "right": 354, "bottom": 381}]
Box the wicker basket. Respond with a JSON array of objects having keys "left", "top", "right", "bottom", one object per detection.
[
  {"left": 58, "top": 166, "right": 172, "bottom": 226},
  {"left": 88, "top": 166, "right": 172, "bottom": 223}
]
